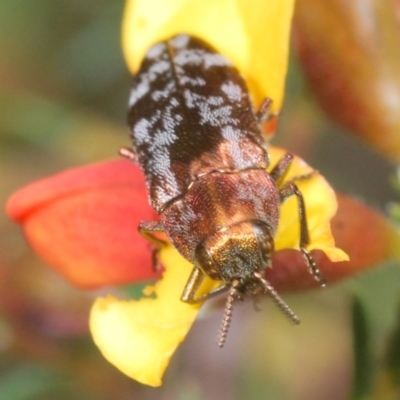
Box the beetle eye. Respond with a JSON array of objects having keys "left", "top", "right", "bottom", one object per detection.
[
  {"left": 195, "top": 242, "right": 220, "bottom": 280},
  {"left": 253, "top": 222, "right": 274, "bottom": 264},
  {"left": 196, "top": 243, "right": 211, "bottom": 266}
]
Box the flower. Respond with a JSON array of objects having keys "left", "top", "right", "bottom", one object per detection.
[
  {"left": 8, "top": 143, "right": 389, "bottom": 386},
  {"left": 293, "top": 0, "right": 400, "bottom": 162},
  {"left": 6, "top": 0, "right": 400, "bottom": 388},
  {"left": 6, "top": 160, "right": 159, "bottom": 288},
  {"left": 122, "top": 0, "right": 294, "bottom": 113},
  {"left": 88, "top": 146, "right": 347, "bottom": 386}
]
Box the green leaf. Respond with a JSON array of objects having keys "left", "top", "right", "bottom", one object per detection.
[
  {"left": 351, "top": 295, "right": 372, "bottom": 399},
  {"left": 0, "top": 364, "right": 62, "bottom": 400},
  {"left": 383, "top": 303, "right": 400, "bottom": 386}
]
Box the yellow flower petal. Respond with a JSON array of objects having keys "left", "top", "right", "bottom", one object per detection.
[
  {"left": 90, "top": 245, "right": 219, "bottom": 387},
  {"left": 122, "top": 0, "right": 294, "bottom": 111},
  {"left": 90, "top": 146, "right": 347, "bottom": 386},
  {"left": 270, "top": 147, "right": 349, "bottom": 262}
]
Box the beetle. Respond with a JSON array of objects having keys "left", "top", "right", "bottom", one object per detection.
[{"left": 123, "top": 34, "right": 326, "bottom": 347}]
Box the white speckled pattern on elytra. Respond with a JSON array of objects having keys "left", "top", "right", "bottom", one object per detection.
[
  {"left": 128, "top": 60, "right": 170, "bottom": 107},
  {"left": 128, "top": 34, "right": 267, "bottom": 212},
  {"left": 221, "top": 81, "right": 243, "bottom": 102}
]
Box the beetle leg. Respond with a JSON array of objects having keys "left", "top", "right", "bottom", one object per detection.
[
  {"left": 285, "top": 170, "right": 318, "bottom": 185},
  {"left": 139, "top": 220, "right": 166, "bottom": 245},
  {"left": 139, "top": 220, "right": 167, "bottom": 272},
  {"left": 256, "top": 98, "right": 280, "bottom": 125},
  {"left": 256, "top": 98, "right": 273, "bottom": 124},
  {"left": 181, "top": 267, "right": 229, "bottom": 303},
  {"left": 119, "top": 146, "right": 138, "bottom": 163},
  {"left": 270, "top": 153, "right": 318, "bottom": 188},
  {"left": 269, "top": 153, "right": 293, "bottom": 185},
  {"left": 279, "top": 182, "right": 309, "bottom": 244},
  {"left": 279, "top": 182, "right": 327, "bottom": 286}
]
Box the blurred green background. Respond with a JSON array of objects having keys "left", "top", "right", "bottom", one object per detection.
[{"left": 1, "top": 1, "right": 400, "bottom": 399}]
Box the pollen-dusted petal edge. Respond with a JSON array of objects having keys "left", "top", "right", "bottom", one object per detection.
[
  {"left": 88, "top": 146, "right": 347, "bottom": 386},
  {"left": 122, "top": 0, "right": 294, "bottom": 111}
]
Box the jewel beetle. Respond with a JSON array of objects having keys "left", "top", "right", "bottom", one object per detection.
[{"left": 123, "top": 34, "right": 325, "bottom": 347}]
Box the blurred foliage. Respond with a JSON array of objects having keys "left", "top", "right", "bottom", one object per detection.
[{"left": 1, "top": 1, "right": 400, "bottom": 399}]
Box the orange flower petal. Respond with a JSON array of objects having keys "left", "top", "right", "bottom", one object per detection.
[
  {"left": 122, "top": 0, "right": 294, "bottom": 111},
  {"left": 6, "top": 160, "right": 159, "bottom": 288}
]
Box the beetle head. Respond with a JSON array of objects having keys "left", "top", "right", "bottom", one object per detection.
[
  {"left": 195, "top": 220, "right": 274, "bottom": 294},
  {"left": 195, "top": 219, "right": 300, "bottom": 347}
]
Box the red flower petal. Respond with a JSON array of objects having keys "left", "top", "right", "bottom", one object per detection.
[
  {"left": 6, "top": 160, "right": 160, "bottom": 288},
  {"left": 293, "top": 0, "right": 400, "bottom": 161}
]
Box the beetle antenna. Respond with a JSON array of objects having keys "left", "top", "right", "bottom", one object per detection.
[
  {"left": 253, "top": 272, "right": 300, "bottom": 325},
  {"left": 217, "top": 280, "right": 239, "bottom": 348},
  {"left": 301, "top": 247, "right": 327, "bottom": 287}
]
